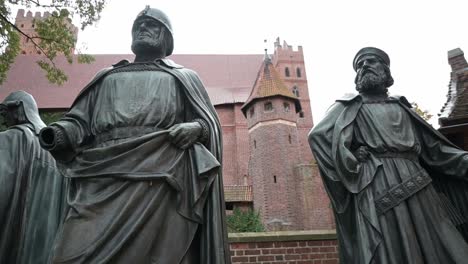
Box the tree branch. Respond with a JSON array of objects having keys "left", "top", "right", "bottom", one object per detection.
[{"left": 0, "top": 11, "right": 57, "bottom": 67}]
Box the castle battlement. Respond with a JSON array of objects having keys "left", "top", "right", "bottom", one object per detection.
[{"left": 16, "top": 9, "right": 52, "bottom": 19}]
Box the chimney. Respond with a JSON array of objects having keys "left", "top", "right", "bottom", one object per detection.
[{"left": 448, "top": 48, "right": 467, "bottom": 72}]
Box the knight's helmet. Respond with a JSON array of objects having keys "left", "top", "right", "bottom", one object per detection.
[
  {"left": 133, "top": 6, "right": 174, "bottom": 56},
  {"left": 1, "top": 91, "right": 46, "bottom": 135}
]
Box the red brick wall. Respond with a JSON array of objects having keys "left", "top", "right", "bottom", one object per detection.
[
  {"left": 294, "top": 165, "right": 335, "bottom": 230},
  {"left": 216, "top": 103, "right": 250, "bottom": 186},
  {"left": 229, "top": 231, "right": 339, "bottom": 264}
]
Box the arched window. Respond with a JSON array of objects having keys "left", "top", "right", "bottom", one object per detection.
[
  {"left": 292, "top": 86, "right": 300, "bottom": 97},
  {"left": 285, "top": 67, "right": 290, "bottom": 77},
  {"left": 264, "top": 102, "right": 273, "bottom": 112},
  {"left": 296, "top": 67, "right": 302, "bottom": 78},
  {"left": 273, "top": 175, "right": 277, "bottom": 183},
  {"left": 283, "top": 102, "right": 290, "bottom": 112}
]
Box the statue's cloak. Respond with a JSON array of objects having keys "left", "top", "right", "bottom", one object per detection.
[
  {"left": 49, "top": 59, "right": 230, "bottom": 264},
  {"left": 0, "top": 124, "right": 67, "bottom": 264}
]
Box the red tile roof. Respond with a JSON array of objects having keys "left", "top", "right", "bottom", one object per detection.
[
  {"left": 0, "top": 54, "right": 263, "bottom": 108},
  {"left": 241, "top": 55, "right": 300, "bottom": 115},
  {"left": 224, "top": 185, "right": 253, "bottom": 202}
]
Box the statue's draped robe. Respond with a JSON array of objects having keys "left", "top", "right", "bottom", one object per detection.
[
  {"left": 49, "top": 61, "right": 229, "bottom": 264},
  {"left": 0, "top": 124, "right": 67, "bottom": 264},
  {"left": 309, "top": 95, "right": 468, "bottom": 264}
]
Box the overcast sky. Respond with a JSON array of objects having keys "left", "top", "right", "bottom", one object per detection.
[{"left": 30, "top": 0, "right": 468, "bottom": 126}]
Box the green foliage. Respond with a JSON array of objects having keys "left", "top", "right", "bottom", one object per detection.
[
  {"left": 40, "top": 111, "right": 64, "bottom": 124},
  {"left": 411, "top": 102, "right": 433, "bottom": 121},
  {"left": 226, "top": 208, "right": 265, "bottom": 233},
  {"left": 0, "top": 0, "right": 107, "bottom": 85},
  {"left": 0, "top": 111, "right": 64, "bottom": 131},
  {"left": 0, "top": 1, "right": 20, "bottom": 84}
]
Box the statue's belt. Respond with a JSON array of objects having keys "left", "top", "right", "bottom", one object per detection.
[
  {"left": 94, "top": 126, "right": 164, "bottom": 145},
  {"left": 374, "top": 171, "right": 432, "bottom": 215}
]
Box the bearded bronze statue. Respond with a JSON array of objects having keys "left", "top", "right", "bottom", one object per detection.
[
  {"left": 309, "top": 47, "right": 468, "bottom": 264},
  {"left": 39, "top": 6, "right": 230, "bottom": 264},
  {"left": 0, "top": 91, "right": 67, "bottom": 264}
]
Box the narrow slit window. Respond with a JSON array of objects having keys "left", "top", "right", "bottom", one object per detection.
[
  {"left": 273, "top": 176, "right": 277, "bottom": 183},
  {"left": 292, "top": 86, "right": 299, "bottom": 97}
]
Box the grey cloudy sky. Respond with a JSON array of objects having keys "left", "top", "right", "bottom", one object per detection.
[{"left": 70, "top": 0, "right": 467, "bottom": 126}]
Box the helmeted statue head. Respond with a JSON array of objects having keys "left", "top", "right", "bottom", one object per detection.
[
  {"left": 0, "top": 91, "right": 46, "bottom": 134},
  {"left": 131, "top": 6, "right": 174, "bottom": 58},
  {"left": 353, "top": 47, "right": 394, "bottom": 94}
]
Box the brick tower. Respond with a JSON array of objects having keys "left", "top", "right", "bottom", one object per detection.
[
  {"left": 271, "top": 38, "right": 314, "bottom": 166},
  {"left": 241, "top": 50, "right": 303, "bottom": 230},
  {"left": 14, "top": 9, "right": 78, "bottom": 55}
]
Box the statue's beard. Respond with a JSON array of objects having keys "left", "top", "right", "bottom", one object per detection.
[
  {"left": 131, "top": 39, "right": 164, "bottom": 57},
  {"left": 355, "top": 70, "right": 388, "bottom": 94}
]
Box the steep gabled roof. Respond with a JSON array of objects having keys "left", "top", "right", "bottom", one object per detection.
[
  {"left": 241, "top": 52, "right": 301, "bottom": 116},
  {"left": 0, "top": 54, "right": 263, "bottom": 109}
]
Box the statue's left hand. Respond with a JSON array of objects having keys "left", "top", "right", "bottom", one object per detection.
[{"left": 168, "top": 122, "right": 202, "bottom": 149}]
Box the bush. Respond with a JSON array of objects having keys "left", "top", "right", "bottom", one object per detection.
[{"left": 227, "top": 208, "right": 265, "bottom": 233}]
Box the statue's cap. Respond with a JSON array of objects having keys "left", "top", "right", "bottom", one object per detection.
[
  {"left": 134, "top": 6, "right": 173, "bottom": 35},
  {"left": 353, "top": 47, "right": 390, "bottom": 71}
]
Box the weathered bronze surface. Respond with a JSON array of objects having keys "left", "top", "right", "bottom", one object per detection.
[
  {"left": 309, "top": 47, "right": 468, "bottom": 263},
  {"left": 39, "top": 6, "right": 230, "bottom": 264},
  {"left": 0, "top": 91, "right": 67, "bottom": 264}
]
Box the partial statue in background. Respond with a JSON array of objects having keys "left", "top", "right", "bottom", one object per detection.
[
  {"left": 309, "top": 47, "right": 468, "bottom": 263},
  {"left": 39, "top": 6, "right": 230, "bottom": 264},
  {"left": 0, "top": 91, "right": 67, "bottom": 264}
]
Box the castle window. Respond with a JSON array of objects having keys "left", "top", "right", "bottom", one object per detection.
[
  {"left": 254, "top": 140, "right": 257, "bottom": 148},
  {"left": 285, "top": 67, "right": 290, "bottom": 77},
  {"left": 273, "top": 175, "right": 277, "bottom": 183},
  {"left": 296, "top": 67, "right": 302, "bottom": 78},
  {"left": 283, "top": 102, "right": 290, "bottom": 112},
  {"left": 226, "top": 203, "right": 234, "bottom": 210},
  {"left": 32, "top": 24, "right": 35, "bottom": 28},
  {"left": 299, "top": 111, "right": 305, "bottom": 118},
  {"left": 249, "top": 107, "right": 254, "bottom": 117},
  {"left": 37, "top": 51, "right": 41, "bottom": 55},
  {"left": 292, "top": 86, "right": 299, "bottom": 97},
  {"left": 264, "top": 102, "right": 273, "bottom": 112},
  {"left": 289, "top": 134, "right": 292, "bottom": 144},
  {"left": 20, "top": 24, "right": 24, "bottom": 28}
]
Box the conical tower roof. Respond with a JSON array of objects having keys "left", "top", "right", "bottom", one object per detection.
[{"left": 241, "top": 50, "right": 301, "bottom": 116}]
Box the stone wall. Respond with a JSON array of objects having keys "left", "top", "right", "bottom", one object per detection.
[{"left": 229, "top": 230, "right": 339, "bottom": 264}]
